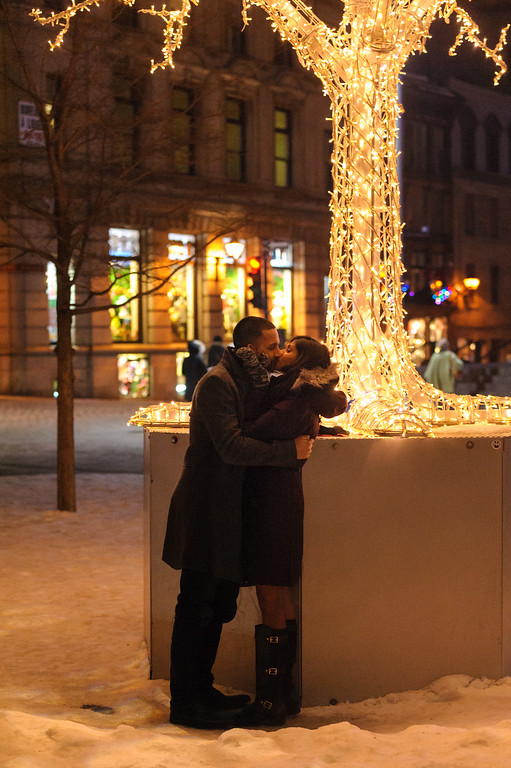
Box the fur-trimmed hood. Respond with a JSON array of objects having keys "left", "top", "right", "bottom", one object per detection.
[
  {"left": 290, "top": 362, "right": 340, "bottom": 391},
  {"left": 289, "top": 363, "right": 347, "bottom": 418},
  {"left": 266, "top": 363, "right": 347, "bottom": 418}
]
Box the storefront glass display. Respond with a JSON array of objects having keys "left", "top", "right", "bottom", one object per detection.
[
  {"left": 46, "top": 261, "right": 57, "bottom": 344},
  {"left": 269, "top": 243, "right": 292, "bottom": 338},
  {"left": 108, "top": 228, "right": 140, "bottom": 343},
  {"left": 118, "top": 353, "right": 150, "bottom": 397},
  {"left": 46, "top": 260, "right": 75, "bottom": 345},
  {"left": 407, "top": 316, "right": 447, "bottom": 366},
  {"left": 167, "top": 234, "right": 195, "bottom": 340},
  {"left": 269, "top": 267, "right": 292, "bottom": 336},
  {"left": 222, "top": 264, "right": 244, "bottom": 336},
  {"left": 174, "top": 350, "right": 187, "bottom": 398}
]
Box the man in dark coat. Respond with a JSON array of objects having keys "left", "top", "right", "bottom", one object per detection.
[
  {"left": 207, "top": 334, "right": 225, "bottom": 368},
  {"left": 163, "top": 316, "right": 313, "bottom": 729},
  {"left": 182, "top": 340, "right": 207, "bottom": 400}
]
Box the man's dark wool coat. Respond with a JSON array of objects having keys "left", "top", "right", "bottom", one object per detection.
[{"left": 162, "top": 349, "right": 299, "bottom": 584}]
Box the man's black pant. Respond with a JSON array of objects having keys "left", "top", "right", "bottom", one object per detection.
[{"left": 170, "top": 569, "right": 239, "bottom": 704}]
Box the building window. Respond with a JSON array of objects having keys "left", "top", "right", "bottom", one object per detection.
[
  {"left": 167, "top": 233, "right": 196, "bottom": 340},
  {"left": 45, "top": 73, "right": 60, "bottom": 132},
  {"left": 226, "top": 98, "right": 246, "bottom": 181},
  {"left": 403, "top": 119, "right": 427, "bottom": 173},
  {"left": 18, "top": 101, "right": 44, "bottom": 147},
  {"left": 464, "top": 195, "right": 499, "bottom": 239},
  {"left": 108, "top": 228, "right": 141, "bottom": 342},
  {"left": 268, "top": 242, "right": 293, "bottom": 338},
  {"left": 222, "top": 262, "right": 245, "bottom": 337},
  {"left": 118, "top": 354, "right": 149, "bottom": 397},
  {"left": 46, "top": 260, "right": 76, "bottom": 345},
  {"left": 403, "top": 119, "right": 448, "bottom": 176},
  {"left": 46, "top": 261, "right": 57, "bottom": 344},
  {"left": 274, "top": 109, "right": 292, "bottom": 188},
  {"left": 484, "top": 114, "right": 501, "bottom": 174},
  {"left": 171, "top": 87, "right": 196, "bottom": 175},
  {"left": 460, "top": 108, "right": 477, "bottom": 171},
  {"left": 244, "top": 241, "right": 293, "bottom": 338},
  {"left": 113, "top": 75, "right": 138, "bottom": 165},
  {"left": 429, "top": 124, "right": 449, "bottom": 176}
]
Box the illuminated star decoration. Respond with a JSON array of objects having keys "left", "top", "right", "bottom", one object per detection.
[{"left": 32, "top": 0, "right": 510, "bottom": 435}]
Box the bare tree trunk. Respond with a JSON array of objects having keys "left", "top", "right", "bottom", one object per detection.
[{"left": 56, "top": 263, "right": 76, "bottom": 512}]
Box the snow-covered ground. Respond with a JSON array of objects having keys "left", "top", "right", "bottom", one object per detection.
[{"left": 2, "top": 472, "right": 511, "bottom": 767}]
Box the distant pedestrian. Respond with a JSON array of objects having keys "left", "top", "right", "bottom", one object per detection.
[
  {"left": 207, "top": 335, "right": 225, "bottom": 368},
  {"left": 424, "top": 339, "right": 463, "bottom": 393},
  {"left": 182, "top": 341, "right": 207, "bottom": 401}
]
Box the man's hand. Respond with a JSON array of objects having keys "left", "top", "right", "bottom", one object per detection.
[{"left": 294, "top": 435, "right": 314, "bottom": 460}]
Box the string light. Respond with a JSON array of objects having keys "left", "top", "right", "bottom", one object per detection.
[{"left": 31, "top": 0, "right": 510, "bottom": 434}]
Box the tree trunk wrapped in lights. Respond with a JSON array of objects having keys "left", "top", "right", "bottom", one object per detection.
[{"left": 32, "top": 0, "right": 511, "bottom": 434}]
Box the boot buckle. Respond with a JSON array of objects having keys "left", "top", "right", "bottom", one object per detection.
[
  {"left": 262, "top": 700, "right": 273, "bottom": 710},
  {"left": 269, "top": 636, "right": 279, "bottom": 644},
  {"left": 267, "top": 667, "right": 278, "bottom": 676}
]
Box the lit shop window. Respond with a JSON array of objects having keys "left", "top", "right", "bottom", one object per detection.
[
  {"left": 18, "top": 100, "right": 44, "bottom": 146},
  {"left": 108, "top": 228, "right": 140, "bottom": 343},
  {"left": 46, "top": 261, "right": 57, "bottom": 344},
  {"left": 118, "top": 354, "right": 149, "bottom": 398},
  {"left": 222, "top": 262, "right": 245, "bottom": 337},
  {"left": 46, "top": 260, "right": 76, "bottom": 345},
  {"left": 175, "top": 350, "right": 186, "bottom": 398},
  {"left": 407, "top": 316, "right": 447, "bottom": 366},
  {"left": 269, "top": 243, "right": 293, "bottom": 337},
  {"left": 167, "top": 234, "right": 196, "bottom": 340}
]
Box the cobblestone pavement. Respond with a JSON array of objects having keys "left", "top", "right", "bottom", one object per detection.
[{"left": 0, "top": 396, "right": 158, "bottom": 475}]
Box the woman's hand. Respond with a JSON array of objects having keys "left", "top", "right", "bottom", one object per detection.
[{"left": 294, "top": 435, "right": 314, "bottom": 459}]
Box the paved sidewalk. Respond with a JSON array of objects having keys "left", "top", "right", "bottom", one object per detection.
[{"left": 0, "top": 396, "right": 158, "bottom": 475}]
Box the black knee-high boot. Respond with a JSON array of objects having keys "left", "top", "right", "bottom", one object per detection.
[
  {"left": 234, "top": 624, "right": 288, "bottom": 727},
  {"left": 283, "top": 619, "right": 301, "bottom": 715}
]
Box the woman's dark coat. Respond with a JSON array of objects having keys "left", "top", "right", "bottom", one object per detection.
[
  {"left": 162, "top": 348, "right": 299, "bottom": 584},
  {"left": 242, "top": 364, "right": 347, "bottom": 586}
]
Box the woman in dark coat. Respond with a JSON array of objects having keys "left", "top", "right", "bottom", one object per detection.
[{"left": 237, "top": 336, "right": 347, "bottom": 727}]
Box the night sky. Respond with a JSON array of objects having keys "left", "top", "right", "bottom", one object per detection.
[{"left": 404, "top": 1, "right": 511, "bottom": 93}]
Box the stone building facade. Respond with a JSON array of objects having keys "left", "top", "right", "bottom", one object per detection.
[
  {"left": 1, "top": 0, "right": 510, "bottom": 400},
  {"left": 400, "top": 72, "right": 511, "bottom": 365}
]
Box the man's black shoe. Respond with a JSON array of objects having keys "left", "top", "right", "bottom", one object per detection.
[
  {"left": 169, "top": 701, "right": 238, "bottom": 730},
  {"left": 202, "top": 687, "right": 251, "bottom": 711}
]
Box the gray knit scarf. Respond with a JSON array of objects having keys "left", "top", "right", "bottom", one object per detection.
[{"left": 235, "top": 347, "right": 271, "bottom": 389}]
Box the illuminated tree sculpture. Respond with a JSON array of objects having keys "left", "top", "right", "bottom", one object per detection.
[{"left": 32, "top": 0, "right": 511, "bottom": 434}]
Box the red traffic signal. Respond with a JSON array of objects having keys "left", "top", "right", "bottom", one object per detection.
[{"left": 247, "top": 257, "right": 262, "bottom": 274}]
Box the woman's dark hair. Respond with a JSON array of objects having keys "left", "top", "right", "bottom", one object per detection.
[{"left": 288, "top": 336, "right": 331, "bottom": 371}]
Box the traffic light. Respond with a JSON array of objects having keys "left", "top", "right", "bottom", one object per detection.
[{"left": 247, "top": 256, "right": 265, "bottom": 310}]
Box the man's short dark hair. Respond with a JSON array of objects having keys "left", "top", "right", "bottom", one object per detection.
[{"left": 232, "top": 316, "right": 276, "bottom": 349}]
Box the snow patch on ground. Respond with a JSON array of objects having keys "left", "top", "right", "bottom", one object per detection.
[{"left": 2, "top": 473, "right": 511, "bottom": 767}]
